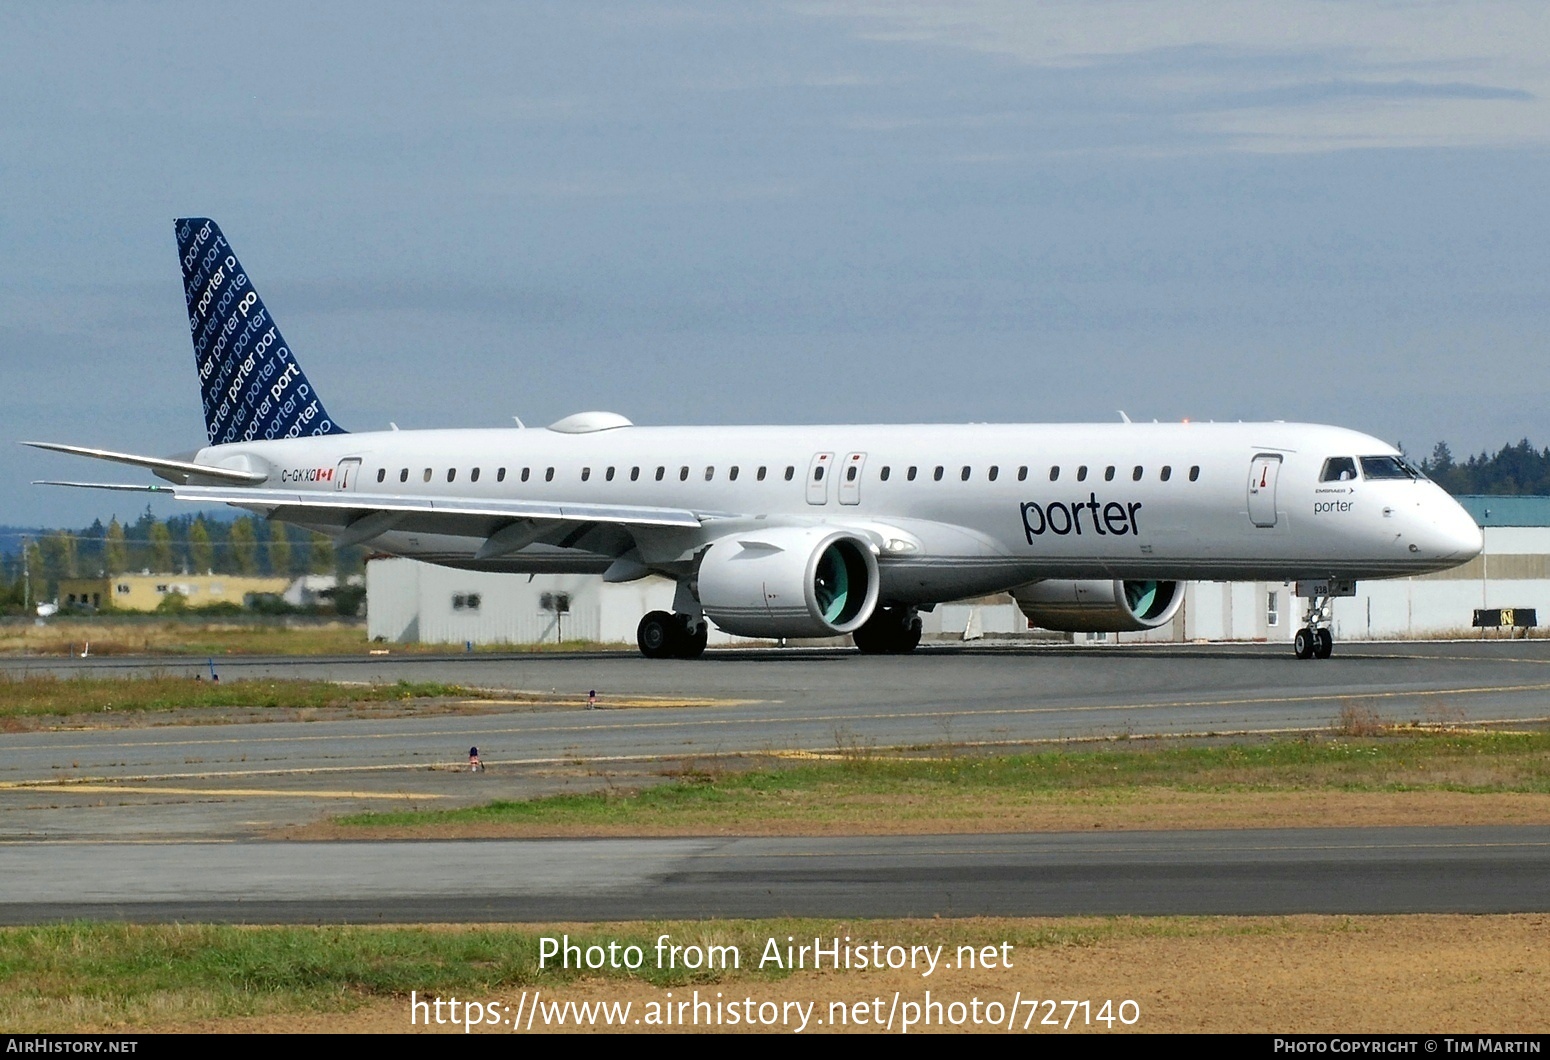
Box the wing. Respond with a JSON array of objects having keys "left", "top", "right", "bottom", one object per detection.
[{"left": 34, "top": 478, "right": 703, "bottom": 553}]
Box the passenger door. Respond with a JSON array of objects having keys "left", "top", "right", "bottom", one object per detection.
[
  {"left": 335, "top": 457, "right": 362, "bottom": 492},
  {"left": 1247, "top": 454, "right": 1281, "bottom": 528}
]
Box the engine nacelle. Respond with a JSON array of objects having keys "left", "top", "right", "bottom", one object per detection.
[
  {"left": 697, "top": 526, "right": 880, "bottom": 638},
  {"left": 1012, "top": 579, "right": 1184, "bottom": 633}
]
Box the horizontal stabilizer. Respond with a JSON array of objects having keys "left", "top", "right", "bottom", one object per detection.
[
  {"left": 22, "top": 441, "right": 268, "bottom": 484},
  {"left": 32, "top": 480, "right": 163, "bottom": 492}
]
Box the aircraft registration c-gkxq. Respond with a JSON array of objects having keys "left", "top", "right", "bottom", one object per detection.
[{"left": 28, "top": 219, "right": 1483, "bottom": 660}]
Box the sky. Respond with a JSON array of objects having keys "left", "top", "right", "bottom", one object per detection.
[{"left": 3, "top": 1, "right": 1549, "bottom": 528}]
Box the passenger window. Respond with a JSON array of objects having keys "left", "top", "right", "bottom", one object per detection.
[
  {"left": 606, "top": 467, "right": 615, "bottom": 481},
  {"left": 988, "top": 465, "right": 999, "bottom": 482},
  {"left": 1076, "top": 465, "right": 1088, "bottom": 482},
  {"left": 729, "top": 466, "right": 739, "bottom": 481},
  {"left": 423, "top": 468, "right": 432, "bottom": 483},
  {"left": 813, "top": 466, "right": 825, "bottom": 482},
  {"left": 545, "top": 467, "right": 555, "bottom": 482},
  {"left": 630, "top": 467, "right": 640, "bottom": 481},
  {"left": 1104, "top": 466, "right": 1115, "bottom": 481},
  {"left": 447, "top": 469, "right": 456, "bottom": 482},
  {"left": 1321, "top": 457, "right": 1359, "bottom": 482},
  {"left": 933, "top": 466, "right": 944, "bottom": 481},
  {"left": 1189, "top": 466, "right": 1200, "bottom": 481},
  {"left": 1160, "top": 465, "right": 1171, "bottom": 482},
  {"left": 757, "top": 466, "right": 767, "bottom": 481},
  {"left": 376, "top": 468, "right": 385, "bottom": 483},
  {"left": 581, "top": 467, "right": 591, "bottom": 482},
  {"left": 846, "top": 466, "right": 857, "bottom": 481},
  {"left": 1132, "top": 466, "right": 1143, "bottom": 481},
  {"left": 880, "top": 466, "right": 890, "bottom": 481},
  {"left": 1048, "top": 466, "right": 1058, "bottom": 482},
  {"left": 497, "top": 468, "right": 507, "bottom": 482},
  {"left": 656, "top": 466, "right": 666, "bottom": 481},
  {"left": 785, "top": 466, "right": 795, "bottom": 481},
  {"left": 960, "top": 466, "right": 971, "bottom": 481},
  {"left": 471, "top": 468, "right": 480, "bottom": 483},
  {"left": 1017, "top": 466, "right": 1028, "bottom": 481},
  {"left": 680, "top": 466, "right": 689, "bottom": 481},
  {"left": 907, "top": 466, "right": 918, "bottom": 481},
  {"left": 705, "top": 466, "right": 714, "bottom": 481},
  {"left": 400, "top": 469, "right": 408, "bottom": 483},
  {"left": 521, "top": 468, "right": 531, "bottom": 482}
]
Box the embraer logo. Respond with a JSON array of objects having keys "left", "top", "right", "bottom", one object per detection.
[
  {"left": 279, "top": 467, "right": 334, "bottom": 484},
  {"left": 1021, "top": 495, "right": 1143, "bottom": 541}
]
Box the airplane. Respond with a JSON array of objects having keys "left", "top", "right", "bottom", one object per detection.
[{"left": 27, "top": 218, "right": 1483, "bottom": 660}]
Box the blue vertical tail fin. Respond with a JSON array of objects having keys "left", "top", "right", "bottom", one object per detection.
[{"left": 175, "top": 218, "right": 346, "bottom": 445}]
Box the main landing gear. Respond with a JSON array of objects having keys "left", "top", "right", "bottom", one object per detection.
[
  {"left": 851, "top": 605, "right": 923, "bottom": 655},
  {"left": 1292, "top": 582, "right": 1339, "bottom": 660},
  {"left": 637, "top": 611, "right": 708, "bottom": 659}
]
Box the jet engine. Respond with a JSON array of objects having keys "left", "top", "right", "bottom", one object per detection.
[
  {"left": 697, "top": 526, "right": 880, "bottom": 638},
  {"left": 1011, "top": 579, "right": 1184, "bottom": 632}
]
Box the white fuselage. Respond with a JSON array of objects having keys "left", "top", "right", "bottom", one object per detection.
[{"left": 194, "top": 419, "right": 1482, "bottom": 605}]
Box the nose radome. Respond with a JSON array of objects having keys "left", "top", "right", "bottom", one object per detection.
[{"left": 1429, "top": 497, "right": 1483, "bottom": 561}]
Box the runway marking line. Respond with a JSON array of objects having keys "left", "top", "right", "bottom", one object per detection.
[
  {"left": 1, "top": 783, "right": 446, "bottom": 800},
  {"left": 16, "top": 680, "right": 1550, "bottom": 754}
]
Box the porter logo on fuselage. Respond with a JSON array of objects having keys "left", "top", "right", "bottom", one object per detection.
[{"left": 1020, "top": 494, "right": 1143, "bottom": 543}]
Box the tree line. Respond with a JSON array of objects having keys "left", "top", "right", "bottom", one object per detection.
[
  {"left": 1418, "top": 439, "right": 1550, "bottom": 496},
  {"left": 0, "top": 508, "right": 365, "bottom": 612}
]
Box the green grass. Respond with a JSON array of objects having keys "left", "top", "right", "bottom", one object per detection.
[
  {"left": 0, "top": 917, "right": 1296, "bottom": 1030},
  {"left": 339, "top": 730, "right": 1550, "bottom": 831},
  {"left": 0, "top": 674, "right": 500, "bottom": 719}
]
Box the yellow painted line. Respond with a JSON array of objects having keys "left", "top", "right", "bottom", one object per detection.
[
  {"left": 5, "top": 783, "right": 446, "bottom": 800},
  {"left": 0, "top": 763, "right": 468, "bottom": 788}
]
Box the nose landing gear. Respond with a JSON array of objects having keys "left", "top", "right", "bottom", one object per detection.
[
  {"left": 1293, "top": 625, "right": 1333, "bottom": 660},
  {"left": 1293, "top": 578, "right": 1353, "bottom": 659}
]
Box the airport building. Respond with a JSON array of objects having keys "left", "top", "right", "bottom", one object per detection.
[
  {"left": 57, "top": 573, "right": 293, "bottom": 613},
  {"left": 365, "top": 496, "right": 1550, "bottom": 648}
]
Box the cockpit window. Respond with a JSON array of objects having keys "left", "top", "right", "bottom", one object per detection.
[
  {"left": 1359, "top": 455, "right": 1423, "bottom": 481},
  {"left": 1320, "top": 457, "right": 1358, "bottom": 482}
]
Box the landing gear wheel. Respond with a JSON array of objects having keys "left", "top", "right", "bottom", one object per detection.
[
  {"left": 675, "top": 616, "right": 708, "bottom": 659},
  {"left": 637, "top": 611, "right": 679, "bottom": 659},
  {"left": 852, "top": 607, "right": 923, "bottom": 655},
  {"left": 852, "top": 618, "right": 888, "bottom": 654},
  {"left": 1314, "top": 628, "right": 1333, "bottom": 659},
  {"left": 1294, "top": 627, "right": 1315, "bottom": 660}
]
